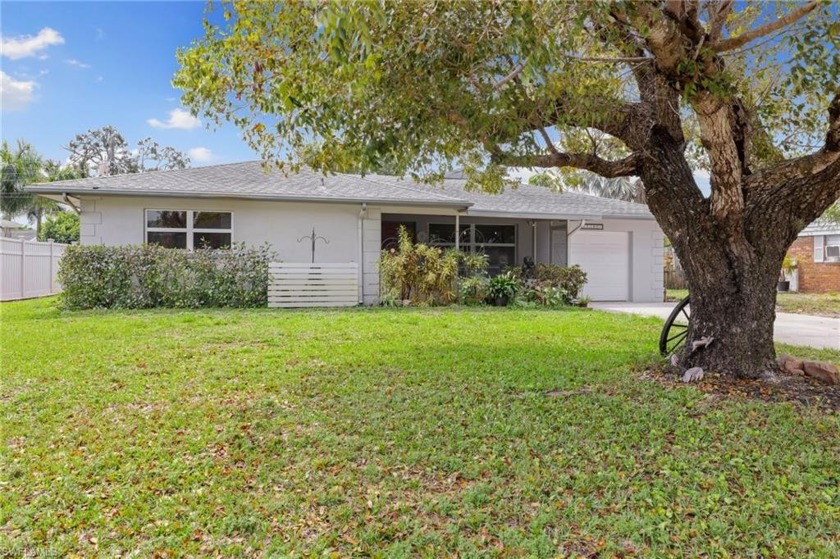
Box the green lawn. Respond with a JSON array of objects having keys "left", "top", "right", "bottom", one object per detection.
[{"left": 2, "top": 299, "right": 838, "bottom": 557}]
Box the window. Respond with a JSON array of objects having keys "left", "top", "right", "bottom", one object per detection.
[
  {"left": 429, "top": 223, "right": 516, "bottom": 275},
  {"left": 145, "top": 210, "right": 233, "bottom": 250},
  {"left": 826, "top": 235, "right": 840, "bottom": 261}
]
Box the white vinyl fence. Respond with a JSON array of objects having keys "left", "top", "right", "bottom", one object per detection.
[
  {"left": 1, "top": 238, "right": 68, "bottom": 301},
  {"left": 268, "top": 262, "right": 359, "bottom": 308}
]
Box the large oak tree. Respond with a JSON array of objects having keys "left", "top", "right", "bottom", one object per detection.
[{"left": 175, "top": 1, "right": 840, "bottom": 377}]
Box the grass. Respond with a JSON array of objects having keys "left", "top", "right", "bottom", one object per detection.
[
  {"left": 667, "top": 288, "right": 840, "bottom": 317},
  {"left": 2, "top": 298, "right": 838, "bottom": 557}
]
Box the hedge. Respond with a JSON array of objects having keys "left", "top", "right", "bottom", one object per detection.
[{"left": 58, "top": 243, "right": 276, "bottom": 310}]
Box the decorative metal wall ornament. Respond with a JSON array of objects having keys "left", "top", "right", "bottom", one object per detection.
[{"left": 297, "top": 227, "right": 330, "bottom": 263}]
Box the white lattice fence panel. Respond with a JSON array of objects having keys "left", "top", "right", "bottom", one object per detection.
[{"left": 268, "top": 262, "right": 358, "bottom": 308}]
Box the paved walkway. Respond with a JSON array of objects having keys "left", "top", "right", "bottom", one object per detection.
[{"left": 591, "top": 302, "right": 840, "bottom": 350}]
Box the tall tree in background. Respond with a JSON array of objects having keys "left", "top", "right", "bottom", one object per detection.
[
  {"left": 175, "top": 1, "right": 840, "bottom": 378},
  {"left": 65, "top": 126, "right": 190, "bottom": 176},
  {"left": 135, "top": 137, "right": 191, "bottom": 172}
]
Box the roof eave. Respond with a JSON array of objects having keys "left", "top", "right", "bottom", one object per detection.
[
  {"left": 26, "top": 186, "right": 472, "bottom": 210},
  {"left": 465, "top": 209, "right": 655, "bottom": 221}
]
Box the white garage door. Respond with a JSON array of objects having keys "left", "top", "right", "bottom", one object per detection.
[{"left": 568, "top": 231, "right": 630, "bottom": 301}]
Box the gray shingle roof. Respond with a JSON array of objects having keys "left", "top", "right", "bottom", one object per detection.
[
  {"left": 382, "top": 175, "right": 652, "bottom": 219},
  {"left": 29, "top": 160, "right": 654, "bottom": 220},
  {"left": 28, "top": 162, "right": 466, "bottom": 208},
  {"left": 800, "top": 219, "right": 840, "bottom": 236}
]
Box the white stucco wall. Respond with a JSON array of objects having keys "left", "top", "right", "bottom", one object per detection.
[
  {"left": 78, "top": 195, "right": 663, "bottom": 305},
  {"left": 79, "top": 195, "right": 385, "bottom": 304}
]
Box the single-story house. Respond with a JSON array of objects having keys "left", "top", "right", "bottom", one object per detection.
[
  {"left": 787, "top": 220, "right": 840, "bottom": 293},
  {"left": 27, "top": 161, "right": 664, "bottom": 304}
]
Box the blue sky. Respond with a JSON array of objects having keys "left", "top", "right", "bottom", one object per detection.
[
  {"left": 1, "top": 0, "right": 712, "bottom": 195},
  {"left": 1, "top": 1, "right": 254, "bottom": 166}
]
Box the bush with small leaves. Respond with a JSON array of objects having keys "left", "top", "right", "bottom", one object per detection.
[{"left": 58, "top": 243, "right": 276, "bottom": 310}]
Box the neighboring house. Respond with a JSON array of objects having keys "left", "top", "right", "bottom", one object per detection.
[
  {"left": 788, "top": 220, "right": 840, "bottom": 293},
  {"left": 1, "top": 226, "right": 36, "bottom": 241},
  {"left": 27, "top": 161, "right": 664, "bottom": 304}
]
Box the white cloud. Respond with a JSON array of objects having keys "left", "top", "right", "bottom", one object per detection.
[
  {"left": 147, "top": 108, "right": 201, "bottom": 130},
  {"left": 0, "top": 71, "right": 36, "bottom": 111},
  {"left": 94, "top": 75, "right": 103, "bottom": 83},
  {"left": 187, "top": 147, "right": 214, "bottom": 163},
  {"left": 65, "top": 58, "right": 90, "bottom": 69},
  {"left": 1, "top": 27, "right": 64, "bottom": 60}
]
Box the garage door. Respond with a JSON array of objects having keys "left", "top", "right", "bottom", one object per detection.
[{"left": 568, "top": 231, "right": 630, "bottom": 301}]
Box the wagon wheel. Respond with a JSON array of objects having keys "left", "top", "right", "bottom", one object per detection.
[{"left": 659, "top": 296, "right": 691, "bottom": 357}]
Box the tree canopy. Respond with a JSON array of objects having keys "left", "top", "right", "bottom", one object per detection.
[
  {"left": 175, "top": 0, "right": 840, "bottom": 376},
  {"left": 1, "top": 140, "right": 42, "bottom": 219},
  {"left": 39, "top": 211, "right": 79, "bottom": 244},
  {"left": 176, "top": 1, "right": 839, "bottom": 186},
  {"left": 66, "top": 126, "right": 190, "bottom": 176}
]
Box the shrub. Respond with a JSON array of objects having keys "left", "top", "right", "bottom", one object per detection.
[
  {"left": 379, "top": 226, "right": 459, "bottom": 305},
  {"left": 39, "top": 211, "right": 79, "bottom": 244},
  {"left": 487, "top": 272, "right": 519, "bottom": 301},
  {"left": 58, "top": 243, "right": 276, "bottom": 310},
  {"left": 459, "top": 275, "right": 489, "bottom": 305},
  {"left": 533, "top": 264, "right": 588, "bottom": 302}
]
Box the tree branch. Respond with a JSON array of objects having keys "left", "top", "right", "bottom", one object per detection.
[
  {"left": 745, "top": 92, "right": 840, "bottom": 191},
  {"left": 493, "top": 58, "right": 528, "bottom": 90},
  {"left": 491, "top": 150, "right": 640, "bottom": 178},
  {"left": 708, "top": 0, "right": 734, "bottom": 44},
  {"left": 710, "top": 1, "right": 818, "bottom": 52},
  {"left": 694, "top": 92, "right": 745, "bottom": 225},
  {"left": 548, "top": 97, "right": 654, "bottom": 152}
]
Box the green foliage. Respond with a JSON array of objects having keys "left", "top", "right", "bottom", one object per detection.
[
  {"left": 487, "top": 271, "right": 519, "bottom": 300},
  {"left": 457, "top": 252, "right": 490, "bottom": 305},
  {"left": 458, "top": 275, "right": 489, "bottom": 306},
  {"left": 459, "top": 251, "right": 489, "bottom": 278},
  {"left": 58, "top": 243, "right": 275, "bottom": 310},
  {"left": 1, "top": 140, "right": 42, "bottom": 218},
  {"left": 175, "top": 1, "right": 839, "bottom": 186},
  {"left": 379, "top": 226, "right": 459, "bottom": 305},
  {"left": 823, "top": 201, "right": 840, "bottom": 223},
  {"left": 526, "top": 284, "right": 568, "bottom": 307},
  {"left": 530, "top": 264, "right": 588, "bottom": 302},
  {"left": 39, "top": 211, "right": 79, "bottom": 244}
]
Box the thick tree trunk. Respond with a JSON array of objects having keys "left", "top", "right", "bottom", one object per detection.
[
  {"left": 676, "top": 231, "right": 783, "bottom": 378},
  {"left": 640, "top": 130, "right": 796, "bottom": 378}
]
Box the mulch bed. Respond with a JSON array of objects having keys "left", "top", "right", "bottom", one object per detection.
[{"left": 643, "top": 366, "right": 840, "bottom": 413}]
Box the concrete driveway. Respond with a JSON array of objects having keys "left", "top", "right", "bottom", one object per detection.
[{"left": 591, "top": 302, "right": 840, "bottom": 350}]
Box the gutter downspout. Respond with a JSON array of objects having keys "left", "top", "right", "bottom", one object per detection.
[
  {"left": 358, "top": 203, "right": 368, "bottom": 305},
  {"left": 528, "top": 220, "right": 537, "bottom": 262},
  {"left": 62, "top": 193, "right": 80, "bottom": 214}
]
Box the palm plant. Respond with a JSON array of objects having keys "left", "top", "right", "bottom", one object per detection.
[{"left": 1, "top": 140, "right": 43, "bottom": 220}]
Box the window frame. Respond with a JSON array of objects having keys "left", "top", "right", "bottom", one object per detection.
[
  {"left": 144, "top": 209, "right": 234, "bottom": 250},
  {"left": 825, "top": 234, "right": 840, "bottom": 261},
  {"left": 428, "top": 222, "right": 517, "bottom": 274}
]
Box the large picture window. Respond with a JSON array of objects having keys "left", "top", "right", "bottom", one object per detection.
[
  {"left": 145, "top": 210, "right": 233, "bottom": 250},
  {"left": 429, "top": 223, "right": 516, "bottom": 275}
]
